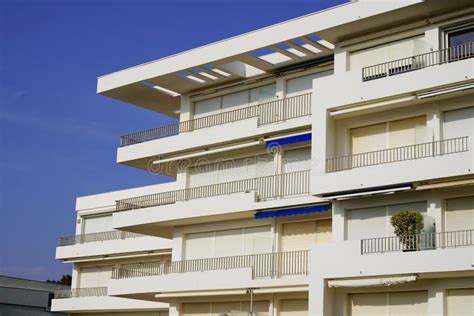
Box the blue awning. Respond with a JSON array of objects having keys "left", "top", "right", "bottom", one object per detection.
[
  {"left": 255, "top": 204, "right": 330, "bottom": 219},
  {"left": 265, "top": 133, "right": 311, "bottom": 149}
]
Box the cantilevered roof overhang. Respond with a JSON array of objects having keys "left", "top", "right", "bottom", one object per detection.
[{"left": 97, "top": 0, "right": 427, "bottom": 117}]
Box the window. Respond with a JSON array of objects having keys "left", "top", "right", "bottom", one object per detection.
[
  {"left": 448, "top": 26, "right": 474, "bottom": 47},
  {"left": 182, "top": 301, "right": 269, "bottom": 316},
  {"left": 281, "top": 219, "right": 332, "bottom": 252},
  {"left": 349, "top": 291, "right": 427, "bottom": 316},
  {"left": 346, "top": 202, "right": 428, "bottom": 240},
  {"left": 193, "top": 84, "right": 276, "bottom": 119},
  {"left": 283, "top": 146, "right": 311, "bottom": 173},
  {"left": 443, "top": 106, "right": 474, "bottom": 140},
  {"left": 350, "top": 116, "right": 427, "bottom": 155},
  {"left": 188, "top": 154, "right": 275, "bottom": 187},
  {"left": 280, "top": 299, "right": 308, "bottom": 316},
  {"left": 349, "top": 36, "right": 429, "bottom": 70},
  {"left": 82, "top": 214, "right": 113, "bottom": 234},
  {"left": 446, "top": 288, "right": 474, "bottom": 316},
  {"left": 184, "top": 226, "right": 273, "bottom": 260},
  {"left": 445, "top": 196, "right": 474, "bottom": 231}
]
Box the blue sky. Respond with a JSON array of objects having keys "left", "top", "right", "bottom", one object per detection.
[{"left": 0, "top": 0, "right": 347, "bottom": 281}]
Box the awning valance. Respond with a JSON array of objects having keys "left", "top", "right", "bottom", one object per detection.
[
  {"left": 265, "top": 133, "right": 311, "bottom": 149},
  {"left": 255, "top": 204, "right": 330, "bottom": 219}
]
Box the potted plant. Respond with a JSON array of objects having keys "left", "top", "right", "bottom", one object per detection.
[{"left": 390, "top": 211, "right": 424, "bottom": 251}]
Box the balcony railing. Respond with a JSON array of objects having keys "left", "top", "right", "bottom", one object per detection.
[
  {"left": 58, "top": 230, "right": 146, "bottom": 247},
  {"left": 326, "top": 136, "right": 469, "bottom": 173},
  {"left": 362, "top": 41, "right": 474, "bottom": 81},
  {"left": 111, "top": 250, "right": 309, "bottom": 279},
  {"left": 116, "top": 170, "right": 310, "bottom": 211},
  {"left": 119, "top": 93, "right": 312, "bottom": 147},
  {"left": 361, "top": 229, "right": 474, "bottom": 254},
  {"left": 54, "top": 287, "right": 107, "bottom": 299}
]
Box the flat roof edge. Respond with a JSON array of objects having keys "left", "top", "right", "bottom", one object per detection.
[{"left": 97, "top": 0, "right": 421, "bottom": 94}]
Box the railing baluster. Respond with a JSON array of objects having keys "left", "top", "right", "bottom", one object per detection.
[
  {"left": 361, "top": 229, "right": 474, "bottom": 254},
  {"left": 326, "top": 136, "right": 469, "bottom": 173}
]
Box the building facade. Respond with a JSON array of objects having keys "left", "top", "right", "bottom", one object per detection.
[{"left": 52, "top": 0, "right": 474, "bottom": 315}]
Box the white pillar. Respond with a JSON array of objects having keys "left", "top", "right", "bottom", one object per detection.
[
  {"left": 71, "top": 264, "right": 80, "bottom": 288},
  {"left": 425, "top": 26, "right": 440, "bottom": 51},
  {"left": 427, "top": 192, "right": 443, "bottom": 234},
  {"left": 426, "top": 104, "right": 441, "bottom": 141},
  {"left": 334, "top": 47, "right": 348, "bottom": 75},
  {"left": 168, "top": 301, "right": 180, "bottom": 316},
  {"left": 427, "top": 284, "right": 444, "bottom": 316},
  {"left": 180, "top": 95, "right": 192, "bottom": 121},
  {"left": 275, "top": 77, "right": 286, "bottom": 99},
  {"left": 332, "top": 201, "right": 345, "bottom": 242}
]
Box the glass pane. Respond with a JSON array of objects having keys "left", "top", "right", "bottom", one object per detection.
[{"left": 449, "top": 27, "right": 474, "bottom": 47}]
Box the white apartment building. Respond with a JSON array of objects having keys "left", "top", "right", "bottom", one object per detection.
[{"left": 52, "top": 0, "right": 474, "bottom": 315}]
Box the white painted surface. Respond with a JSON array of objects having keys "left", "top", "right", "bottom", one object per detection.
[{"left": 51, "top": 296, "right": 168, "bottom": 313}]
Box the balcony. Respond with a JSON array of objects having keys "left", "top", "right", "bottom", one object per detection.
[
  {"left": 120, "top": 93, "right": 312, "bottom": 147},
  {"left": 55, "top": 230, "right": 171, "bottom": 260},
  {"left": 313, "top": 137, "right": 473, "bottom": 195},
  {"left": 326, "top": 136, "right": 469, "bottom": 173},
  {"left": 51, "top": 287, "right": 168, "bottom": 313},
  {"left": 54, "top": 287, "right": 107, "bottom": 299},
  {"left": 361, "top": 229, "right": 474, "bottom": 254},
  {"left": 112, "top": 250, "right": 309, "bottom": 279},
  {"left": 116, "top": 170, "right": 310, "bottom": 211},
  {"left": 309, "top": 231, "right": 474, "bottom": 292},
  {"left": 108, "top": 251, "right": 309, "bottom": 299},
  {"left": 362, "top": 42, "right": 474, "bottom": 82},
  {"left": 117, "top": 94, "right": 312, "bottom": 171}
]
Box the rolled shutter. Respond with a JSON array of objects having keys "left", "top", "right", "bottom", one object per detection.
[
  {"left": 446, "top": 196, "right": 474, "bottom": 231},
  {"left": 281, "top": 221, "right": 316, "bottom": 252},
  {"left": 194, "top": 97, "right": 221, "bottom": 119},
  {"left": 82, "top": 215, "right": 112, "bottom": 234},
  {"left": 351, "top": 123, "right": 387, "bottom": 154},
  {"left": 347, "top": 206, "right": 387, "bottom": 240},
  {"left": 214, "top": 229, "right": 244, "bottom": 257},
  {"left": 350, "top": 293, "right": 388, "bottom": 316},
  {"left": 280, "top": 299, "right": 308, "bottom": 316},
  {"left": 447, "top": 288, "right": 474, "bottom": 316},
  {"left": 389, "top": 291, "right": 427, "bottom": 316},
  {"left": 185, "top": 232, "right": 214, "bottom": 259},
  {"left": 283, "top": 147, "right": 311, "bottom": 173},
  {"left": 443, "top": 106, "right": 474, "bottom": 140},
  {"left": 183, "top": 303, "right": 211, "bottom": 316},
  {"left": 244, "top": 226, "right": 272, "bottom": 254},
  {"left": 388, "top": 116, "right": 427, "bottom": 148},
  {"left": 315, "top": 219, "right": 332, "bottom": 244},
  {"left": 222, "top": 90, "right": 249, "bottom": 112}
]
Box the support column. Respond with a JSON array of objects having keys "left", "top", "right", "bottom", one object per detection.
[
  {"left": 71, "top": 264, "right": 80, "bottom": 288},
  {"left": 334, "top": 47, "right": 348, "bottom": 75},
  {"left": 427, "top": 191, "right": 443, "bottom": 234},
  {"left": 275, "top": 77, "right": 286, "bottom": 99},
  {"left": 427, "top": 282, "right": 444, "bottom": 316},
  {"left": 426, "top": 104, "right": 442, "bottom": 141},
  {"left": 425, "top": 26, "right": 440, "bottom": 51},
  {"left": 332, "top": 201, "right": 345, "bottom": 242},
  {"left": 168, "top": 301, "right": 180, "bottom": 316},
  {"left": 179, "top": 95, "right": 192, "bottom": 121}
]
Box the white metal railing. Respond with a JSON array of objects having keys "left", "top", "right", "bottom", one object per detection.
[
  {"left": 54, "top": 287, "right": 107, "bottom": 299},
  {"left": 119, "top": 93, "right": 311, "bottom": 147},
  {"left": 111, "top": 250, "right": 309, "bottom": 279},
  {"left": 362, "top": 41, "right": 474, "bottom": 81},
  {"left": 361, "top": 229, "right": 474, "bottom": 254},
  {"left": 58, "top": 230, "right": 146, "bottom": 246},
  {"left": 116, "top": 170, "right": 310, "bottom": 211},
  {"left": 326, "top": 136, "right": 469, "bottom": 172}
]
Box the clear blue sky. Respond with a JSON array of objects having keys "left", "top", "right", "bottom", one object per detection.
[{"left": 0, "top": 0, "right": 347, "bottom": 281}]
